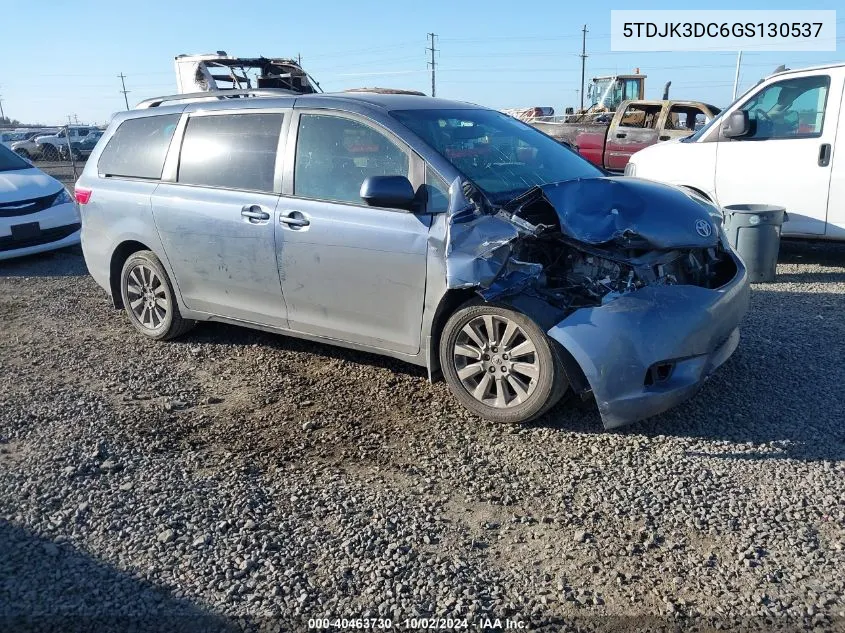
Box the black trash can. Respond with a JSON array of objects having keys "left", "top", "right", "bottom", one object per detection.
[{"left": 722, "top": 204, "right": 787, "bottom": 283}]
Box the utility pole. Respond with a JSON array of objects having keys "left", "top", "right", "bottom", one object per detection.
[
  {"left": 296, "top": 53, "right": 302, "bottom": 65},
  {"left": 118, "top": 73, "right": 130, "bottom": 110},
  {"left": 732, "top": 51, "right": 743, "bottom": 100},
  {"left": 0, "top": 94, "right": 5, "bottom": 121},
  {"left": 579, "top": 25, "right": 588, "bottom": 112},
  {"left": 427, "top": 33, "right": 438, "bottom": 97}
]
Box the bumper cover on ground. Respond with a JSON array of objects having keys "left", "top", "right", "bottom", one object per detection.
[{"left": 547, "top": 259, "right": 749, "bottom": 429}]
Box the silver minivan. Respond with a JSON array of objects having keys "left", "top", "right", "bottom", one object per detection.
[{"left": 76, "top": 91, "right": 749, "bottom": 428}]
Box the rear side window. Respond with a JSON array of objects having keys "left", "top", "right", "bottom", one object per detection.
[
  {"left": 98, "top": 114, "right": 180, "bottom": 179},
  {"left": 178, "top": 113, "right": 283, "bottom": 192}
]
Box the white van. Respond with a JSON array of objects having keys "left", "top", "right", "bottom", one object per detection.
[{"left": 626, "top": 63, "right": 845, "bottom": 240}]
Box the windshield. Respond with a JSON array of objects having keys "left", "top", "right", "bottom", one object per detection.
[
  {"left": 681, "top": 112, "right": 721, "bottom": 142},
  {"left": 0, "top": 143, "right": 31, "bottom": 172},
  {"left": 392, "top": 108, "right": 602, "bottom": 204},
  {"left": 589, "top": 78, "right": 611, "bottom": 107}
]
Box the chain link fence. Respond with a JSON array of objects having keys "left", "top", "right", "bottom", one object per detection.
[{"left": 2, "top": 124, "right": 104, "bottom": 191}]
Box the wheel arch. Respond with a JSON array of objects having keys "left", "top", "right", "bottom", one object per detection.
[
  {"left": 426, "top": 288, "right": 480, "bottom": 381},
  {"left": 109, "top": 240, "right": 152, "bottom": 309}
]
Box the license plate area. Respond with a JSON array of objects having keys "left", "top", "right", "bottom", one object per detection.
[{"left": 11, "top": 222, "right": 41, "bottom": 241}]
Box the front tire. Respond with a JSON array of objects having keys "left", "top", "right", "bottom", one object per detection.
[
  {"left": 120, "top": 250, "right": 195, "bottom": 340},
  {"left": 439, "top": 302, "right": 567, "bottom": 424}
]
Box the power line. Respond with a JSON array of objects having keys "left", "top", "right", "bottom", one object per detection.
[
  {"left": 118, "top": 73, "right": 130, "bottom": 110},
  {"left": 579, "top": 25, "right": 588, "bottom": 111},
  {"left": 427, "top": 33, "right": 438, "bottom": 97}
]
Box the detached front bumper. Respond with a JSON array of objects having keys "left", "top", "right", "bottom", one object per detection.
[{"left": 547, "top": 254, "right": 749, "bottom": 429}]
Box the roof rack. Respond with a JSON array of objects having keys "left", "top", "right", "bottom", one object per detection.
[{"left": 135, "top": 88, "right": 298, "bottom": 109}]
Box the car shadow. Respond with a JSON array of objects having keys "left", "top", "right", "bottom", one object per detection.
[
  {"left": 534, "top": 284, "right": 845, "bottom": 463},
  {"left": 0, "top": 520, "right": 240, "bottom": 633},
  {"left": 779, "top": 238, "right": 845, "bottom": 267},
  {"left": 0, "top": 246, "right": 87, "bottom": 278},
  {"left": 771, "top": 271, "right": 845, "bottom": 284},
  {"left": 176, "top": 320, "right": 429, "bottom": 379}
]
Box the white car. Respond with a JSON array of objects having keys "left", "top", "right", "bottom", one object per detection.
[
  {"left": 1, "top": 129, "right": 52, "bottom": 150},
  {"left": 626, "top": 62, "right": 845, "bottom": 241},
  {"left": 0, "top": 143, "right": 80, "bottom": 260},
  {"left": 32, "top": 126, "right": 97, "bottom": 161}
]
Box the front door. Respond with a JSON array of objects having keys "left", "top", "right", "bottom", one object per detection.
[
  {"left": 604, "top": 102, "right": 662, "bottom": 171},
  {"left": 714, "top": 72, "right": 843, "bottom": 236},
  {"left": 275, "top": 111, "right": 430, "bottom": 355},
  {"left": 152, "top": 110, "right": 288, "bottom": 327}
]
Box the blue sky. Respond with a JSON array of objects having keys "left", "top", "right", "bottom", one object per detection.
[{"left": 1, "top": 0, "right": 841, "bottom": 125}]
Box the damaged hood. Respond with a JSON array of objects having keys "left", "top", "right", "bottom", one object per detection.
[
  {"left": 515, "top": 177, "right": 720, "bottom": 249},
  {"left": 443, "top": 175, "right": 723, "bottom": 292}
]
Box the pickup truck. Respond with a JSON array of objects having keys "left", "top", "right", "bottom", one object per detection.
[
  {"left": 34, "top": 126, "right": 97, "bottom": 161},
  {"left": 529, "top": 100, "right": 721, "bottom": 171},
  {"left": 59, "top": 130, "right": 104, "bottom": 161},
  {"left": 627, "top": 62, "right": 845, "bottom": 241}
]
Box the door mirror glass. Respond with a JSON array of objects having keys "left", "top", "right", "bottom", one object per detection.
[
  {"left": 722, "top": 110, "right": 750, "bottom": 138},
  {"left": 360, "top": 175, "right": 415, "bottom": 210}
]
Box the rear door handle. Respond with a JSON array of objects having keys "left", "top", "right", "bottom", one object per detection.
[
  {"left": 279, "top": 211, "right": 310, "bottom": 228},
  {"left": 241, "top": 205, "right": 270, "bottom": 222},
  {"left": 818, "top": 143, "right": 832, "bottom": 167}
]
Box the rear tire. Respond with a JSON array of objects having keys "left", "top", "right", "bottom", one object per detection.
[
  {"left": 439, "top": 301, "right": 568, "bottom": 424},
  {"left": 120, "top": 250, "right": 195, "bottom": 341}
]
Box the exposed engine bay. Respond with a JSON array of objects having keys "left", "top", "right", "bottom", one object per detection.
[
  {"left": 446, "top": 176, "right": 739, "bottom": 317},
  {"left": 511, "top": 232, "right": 736, "bottom": 309}
]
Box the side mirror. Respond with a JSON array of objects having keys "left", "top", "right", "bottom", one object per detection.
[
  {"left": 722, "top": 110, "right": 750, "bottom": 139},
  {"left": 360, "top": 175, "right": 415, "bottom": 210}
]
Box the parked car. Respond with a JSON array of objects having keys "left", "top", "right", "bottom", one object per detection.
[
  {"left": 626, "top": 63, "right": 845, "bottom": 240},
  {"left": 76, "top": 91, "right": 748, "bottom": 428},
  {"left": 33, "top": 126, "right": 97, "bottom": 161},
  {"left": 0, "top": 143, "right": 80, "bottom": 260},
  {"left": 59, "top": 130, "right": 104, "bottom": 161},
  {"left": 7, "top": 129, "right": 59, "bottom": 158},
  {"left": 1, "top": 131, "right": 21, "bottom": 148},
  {"left": 527, "top": 100, "right": 721, "bottom": 171}
]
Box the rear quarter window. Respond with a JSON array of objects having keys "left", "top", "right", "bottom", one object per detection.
[{"left": 97, "top": 114, "right": 180, "bottom": 179}]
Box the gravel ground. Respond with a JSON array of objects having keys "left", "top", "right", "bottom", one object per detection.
[{"left": 1, "top": 241, "right": 844, "bottom": 633}]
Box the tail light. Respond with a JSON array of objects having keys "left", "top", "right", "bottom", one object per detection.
[{"left": 74, "top": 188, "right": 92, "bottom": 205}]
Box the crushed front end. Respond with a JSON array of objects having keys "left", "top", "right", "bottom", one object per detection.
[{"left": 444, "top": 176, "right": 750, "bottom": 428}]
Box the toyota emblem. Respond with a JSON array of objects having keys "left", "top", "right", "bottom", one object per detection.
[{"left": 695, "top": 219, "right": 712, "bottom": 238}]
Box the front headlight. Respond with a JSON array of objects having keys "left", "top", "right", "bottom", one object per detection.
[
  {"left": 51, "top": 189, "right": 73, "bottom": 207},
  {"left": 624, "top": 162, "right": 636, "bottom": 177}
]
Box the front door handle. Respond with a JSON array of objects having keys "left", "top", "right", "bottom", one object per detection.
[
  {"left": 818, "top": 143, "right": 832, "bottom": 167},
  {"left": 615, "top": 132, "right": 627, "bottom": 139},
  {"left": 279, "top": 211, "right": 310, "bottom": 228},
  {"left": 241, "top": 205, "right": 270, "bottom": 221},
  {"left": 659, "top": 135, "right": 670, "bottom": 141}
]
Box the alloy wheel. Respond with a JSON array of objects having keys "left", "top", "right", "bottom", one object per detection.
[
  {"left": 452, "top": 314, "right": 540, "bottom": 408},
  {"left": 125, "top": 264, "right": 169, "bottom": 330}
]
